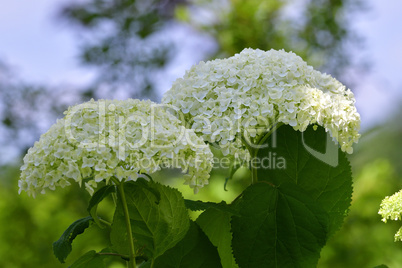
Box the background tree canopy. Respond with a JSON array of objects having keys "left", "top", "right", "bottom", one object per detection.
[
  {"left": 176, "top": 0, "right": 363, "bottom": 80},
  {"left": 59, "top": 0, "right": 185, "bottom": 101},
  {"left": 1, "top": 0, "right": 364, "bottom": 159},
  {"left": 61, "top": 0, "right": 363, "bottom": 98},
  {"left": 2, "top": 0, "right": 401, "bottom": 267}
]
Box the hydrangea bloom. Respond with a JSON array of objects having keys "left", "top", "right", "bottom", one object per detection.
[
  {"left": 19, "top": 99, "right": 213, "bottom": 196},
  {"left": 162, "top": 48, "right": 361, "bottom": 159},
  {"left": 379, "top": 189, "right": 402, "bottom": 241}
]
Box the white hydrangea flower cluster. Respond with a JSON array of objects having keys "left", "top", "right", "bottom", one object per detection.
[
  {"left": 162, "top": 48, "right": 361, "bottom": 159},
  {"left": 19, "top": 99, "right": 213, "bottom": 197},
  {"left": 379, "top": 189, "right": 402, "bottom": 241}
]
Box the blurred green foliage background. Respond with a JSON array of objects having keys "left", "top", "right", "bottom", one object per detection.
[{"left": 1, "top": 0, "right": 401, "bottom": 267}]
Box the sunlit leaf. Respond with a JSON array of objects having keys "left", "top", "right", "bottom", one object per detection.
[
  {"left": 197, "top": 208, "right": 238, "bottom": 268},
  {"left": 110, "top": 181, "right": 190, "bottom": 260}
]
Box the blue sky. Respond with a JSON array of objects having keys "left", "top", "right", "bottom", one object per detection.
[{"left": 0, "top": 0, "right": 401, "bottom": 130}]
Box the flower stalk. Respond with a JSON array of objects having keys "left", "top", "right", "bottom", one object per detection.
[
  {"left": 242, "top": 123, "right": 284, "bottom": 185},
  {"left": 250, "top": 150, "right": 258, "bottom": 185},
  {"left": 116, "top": 181, "right": 137, "bottom": 268}
]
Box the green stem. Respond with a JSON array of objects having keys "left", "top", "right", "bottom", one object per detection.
[
  {"left": 241, "top": 135, "right": 257, "bottom": 184},
  {"left": 98, "top": 252, "right": 130, "bottom": 261},
  {"left": 256, "top": 122, "right": 284, "bottom": 150},
  {"left": 111, "top": 192, "right": 118, "bottom": 206},
  {"left": 241, "top": 122, "right": 284, "bottom": 184},
  {"left": 141, "top": 173, "right": 154, "bottom": 182},
  {"left": 98, "top": 217, "right": 112, "bottom": 227},
  {"left": 250, "top": 149, "right": 258, "bottom": 184},
  {"left": 240, "top": 134, "right": 254, "bottom": 155},
  {"left": 117, "top": 181, "right": 137, "bottom": 268}
]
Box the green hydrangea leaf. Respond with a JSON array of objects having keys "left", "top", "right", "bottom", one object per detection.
[
  {"left": 135, "top": 177, "right": 161, "bottom": 203},
  {"left": 69, "top": 248, "right": 118, "bottom": 268},
  {"left": 87, "top": 185, "right": 115, "bottom": 228},
  {"left": 110, "top": 180, "right": 190, "bottom": 260},
  {"left": 184, "top": 200, "right": 238, "bottom": 215},
  {"left": 53, "top": 216, "right": 93, "bottom": 263},
  {"left": 140, "top": 221, "right": 222, "bottom": 268},
  {"left": 197, "top": 208, "right": 238, "bottom": 268},
  {"left": 257, "top": 125, "right": 353, "bottom": 236},
  {"left": 231, "top": 182, "right": 328, "bottom": 268}
]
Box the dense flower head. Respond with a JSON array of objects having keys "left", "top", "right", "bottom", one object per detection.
[
  {"left": 379, "top": 189, "right": 402, "bottom": 241},
  {"left": 19, "top": 99, "right": 213, "bottom": 197},
  {"left": 162, "top": 48, "right": 361, "bottom": 159}
]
